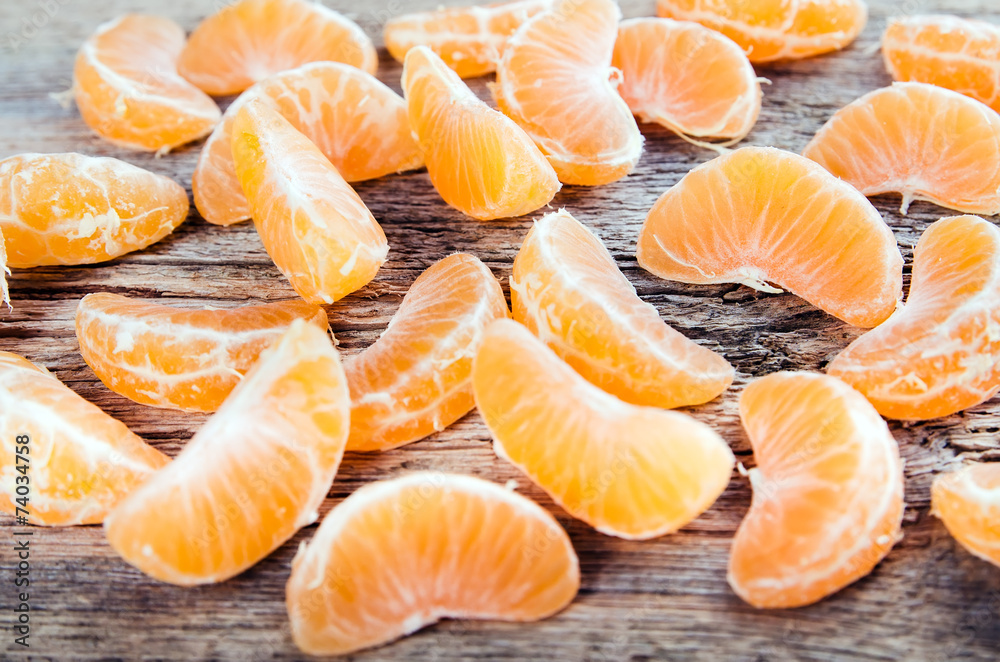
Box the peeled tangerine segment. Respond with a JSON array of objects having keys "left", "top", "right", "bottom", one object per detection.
[
  {"left": 473, "top": 319, "right": 735, "bottom": 540},
  {"left": 75, "top": 293, "right": 328, "bottom": 413},
  {"left": 493, "top": 0, "right": 643, "bottom": 186},
  {"left": 932, "top": 462, "right": 1000, "bottom": 568},
  {"left": 0, "top": 352, "right": 168, "bottom": 526},
  {"left": 287, "top": 472, "right": 579, "bottom": 656},
  {"left": 512, "top": 210, "right": 733, "bottom": 409},
  {"left": 178, "top": 0, "right": 377, "bottom": 96},
  {"left": 194, "top": 62, "right": 423, "bottom": 227},
  {"left": 232, "top": 100, "right": 388, "bottom": 304},
  {"left": 73, "top": 14, "right": 220, "bottom": 151},
  {"left": 730, "top": 372, "right": 904, "bottom": 609},
  {"left": 636, "top": 146, "right": 903, "bottom": 329},
  {"left": 803, "top": 82, "right": 1000, "bottom": 215},
  {"left": 346, "top": 254, "right": 509, "bottom": 452},
  {"left": 104, "top": 321, "right": 349, "bottom": 586},
  {"left": 828, "top": 216, "right": 1000, "bottom": 420},
  {"left": 0, "top": 153, "right": 188, "bottom": 267}
]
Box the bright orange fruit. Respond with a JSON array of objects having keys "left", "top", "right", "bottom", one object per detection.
[
  {"left": 636, "top": 146, "right": 903, "bottom": 328},
  {"left": 473, "top": 319, "right": 734, "bottom": 540},
  {"left": 0, "top": 351, "right": 169, "bottom": 526},
  {"left": 729, "top": 371, "right": 904, "bottom": 609},
  {"left": 402, "top": 46, "right": 560, "bottom": 220},
  {"left": 932, "top": 462, "right": 1000, "bottom": 568},
  {"left": 178, "top": 0, "right": 377, "bottom": 96},
  {"left": 493, "top": 0, "right": 643, "bottom": 186},
  {"left": 286, "top": 472, "right": 579, "bottom": 656},
  {"left": 346, "top": 254, "right": 509, "bottom": 452},
  {"left": 104, "top": 320, "right": 349, "bottom": 586},
  {"left": 0, "top": 153, "right": 188, "bottom": 267},
  {"left": 232, "top": 100, "right": 388, "bottom": 304},
  {"left": 803, "top": 82, "right": 1000, "bottom": 215},
  {"left": 193, "top": 62, "right": 423, "bottom": 227},
  {"left": 512, "top": 210, "right": 733, "bottom": 408},
  {"left": 73, "top": 14, "right": 220, "bottom": 152}
]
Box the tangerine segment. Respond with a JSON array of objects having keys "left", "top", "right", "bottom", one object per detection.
[
  {"left": 656, "top": 0, "right": 868, "bottom": 63},
  {"left": 932, "top": 462, "right": 1000, "bottom": 567},
  {"left": 0, "top": 351, "right": 169, "bottom": 526},
  {"left": 73, "top": 14, "right": 220, "bottom": 152},
  {"left": 193, "top": 63, "right": 423, "bottom": 227},
  {"left": 493, "top": 0, "right": 643, "bottom": 186},
  {"left": 883, "top": 15, "right": 1000, "bottom": 114},
  {"left": 730, "top": 372, "right": 904, "bottom": 609},
  {"left": 76, "top": 293, "right": 328, "bottom": 413},
  {"left": 346, "top": 254, "right": 509, "bottom": 452},
  {"left": 512, "top": 210, "right": 733, "bottom": 409},
  {"left": 232, "top": 100, "right": 388, "bottom": 304},
  {"left": 612, "top": 18, "right": 761, "bottom": 142},
  {"left": 828, "top": 216, "right": 1000, "bottom": 421},
  {"left": 803, "top": 82, "right": 1000, "bottom": 215},
  {"left": 104, "top": 320, "right": 349, "bottom": 586},
  {"left": 636, "top": 146, "right": 903, "bottom": 329},
  {"left": 0, "top": 153, "right": 188, "bottom": 268},
  {"left": 178, "top": 0, "right": 377, "bottom": 96},
  {"left": 287, "top": 472, "right": 579, "bottom": 656},
  {"left": 384, "top": 0, "right": 551, "bottom": 78},
  {"left": 473, "top": 319, "right": 735, "bottom": 540},
  {"left": 402, "top": 46, "right": 560, "bottom": 220}
]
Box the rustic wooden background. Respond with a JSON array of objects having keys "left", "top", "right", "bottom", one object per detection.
[{"left": 2, "top": 0, "right": 1000, "bottom": 659}]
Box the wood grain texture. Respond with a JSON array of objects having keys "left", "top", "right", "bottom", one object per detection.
[{"left": 2, "top": 0, "right": 1000, "bottom": 659}]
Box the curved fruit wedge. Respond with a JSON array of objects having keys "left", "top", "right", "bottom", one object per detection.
[
  {"left": 729, "top": 372, "right": 904, "bottom": 609},
  {"left": 656, "top": 0, "right": 868, "bottom": 63},
  {"left": 287, "top": 472, "right": 579, "bottom": 656},
  {"left": 347, "top": 254, "right": 509, "bottom": 452},
  {"left": 0, "top": 351, "right": 168, "bottom": 526},
  {"left": 636, "top": 146, "right": 903, "bottom": 328},
  {"left": 493, "top": 0, "right": 643, "bottom": 186},
  {"left": 612, "top": 18, "right": 761, "bottom": 143},
  {"left": 512, "top": 210, "right": 733, "bottom": 408},
  {"left": 178, "top": 0, "right": 377, "bottom": 96},
  {"left": 73, "top": 14, "right": 220, "bottom": 152},
  {"left": 932, "top": 462, "right": 1000, "bottom": 567},
  {"left": 76, "top": 293, "right": 328, "bottom": 413},
  {"left": 232, "top": 100, "right": 388, "bottom": 304},
  {"left": 0, "top": 153, "right": 188, "bottom": 267},
  {"left": 473, "top": 319, "right": 734, "bottom": 540},
  {"left": 803, "top": 82, "right": 1000, "bottom": 215},
  {"left": 828, "top": 216, "right": 1000, "bottom": 420},
  {"left": 402, "top": 46, "right": 559, "bottom": 220},
  {"left": 194, "top": 62, "right": 423, "bottom": 227},
  {"left": 104, "top": 320, "right": 349, "bottom": 586}
]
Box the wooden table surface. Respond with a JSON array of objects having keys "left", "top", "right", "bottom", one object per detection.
[{"left": 2, "top": 0, "right": 1000, "bottom": 660}]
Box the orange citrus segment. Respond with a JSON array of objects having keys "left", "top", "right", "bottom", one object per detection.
[
  {"left": 493, "top": 0, "right": 643, "bottom": 186},
  {"left": 177, "top": 0, "right": 377, "bottom": 96},
  {"left": 0, "top": 351, "right": 169, "bottom": 526},
  {"left": 402, "top": 46, "right": 560, "bottom": 220},
  {"left": 384, "top": 0, "right": 552, "bottom": 78},
  {"left": 287, "top": 472, "right": 580, "bottom": 656},
  {"left": 473, "top": 319, "right": 735, "bottom": 540},
  {"left": 512, "top": 210, "right": 733, "bottom": 409},
  {"left": 346, "top": 254, "right": 509, "bottom": 452},
  {"left": 828, "top": 216, "right": 1000, "bottom": 421},
  {"left": 75, "top": 293, "right": 328, "bottom": 413},
  {"left": 802, "top": 82, "right": 1000, "bottom": 215},
  {"left": 232, "top": 100, "right": 388, "bottom": 304},
  {"left": 729, "top": 372, "right": 904, "bottom": 609},
  {"left": 612, "top": 17, "right": 761, "bottom": 142},
  {"left": 193, "top": 62, "right": 423, "bottom": 227},
  {"left": 0, "top": 153, "right": 188, "bottom": 268},
  {"left": 932, "top": 462, "right": 1000, "bottom": 567},
  {"left": 656, "top": 0, "right": 868, "bottom": 63},
  {"left": 104, "top": 320, "right": 349, "bottom": 586},
  {"left": 636, "top": 146, "right": 903, "bottom": 328},
  {"left": 73, "top": 14, "right": 221, "bottom": 152}
]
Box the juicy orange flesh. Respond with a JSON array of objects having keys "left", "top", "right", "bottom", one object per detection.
[{"left": 932, "top": 463, "right": 1000, "bottom": 567}]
